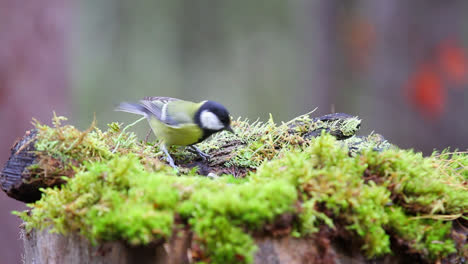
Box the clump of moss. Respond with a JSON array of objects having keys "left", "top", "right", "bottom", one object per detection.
[
  {"left": 18, "top": 155, "right": 178, "bottom": 245},
  {"left": 363, "top": 148, "right": 468, "bottom": 214},
  {"left": 30, "top": 114, "right": 168, "bottom": 181},
  {"left": 386, "top": 207, "right": 456, "bottom": 259},
  {"left": 252, "top": 134, "right": 393, "bottom": 256},
  {"left": 345, "top": 132, "right": 393, "bottom": 155},
  {"left": 17, "top": 155, "right": 298, "bottom": 263},
  {"left": 34, "top": 114, "right": 112, "bottom": 163},
  {"left": 197, "top": 115, "right": 305, "bottom": 168},
  {"left": 252, "top": 134, "right": 466, "bottom": 259},
  {"left": 14, "top": 114, "right": 468, "bottom": 263},
  {"left": 179, "top": 178, "right": 297, "bottom": 263},
  {"left": 198, "top": 113, "right": 363, "bottom": 170}
]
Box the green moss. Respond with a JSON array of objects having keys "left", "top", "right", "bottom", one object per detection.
[
  {"left": 18, "top": 154, "right": 298, "bottom": 263},
  {"left": 252, "top": 134, "right": 393, "bottom": 256},
  {"left": 386, "top": 207, "right": 456, "bottom": 259},
  {"left": 251, "top": 134, "right": 466, "bottom": 258},
  {"left": 34, "top": 114, "right": 113, "bottom": 163},
  {"left": 362, "top": 148, "right": 468, "bottom": 214},
  {"left": 14, "top": 115, "right": 468, "bottom": 263},
  {"left": 30, "top": 114, "right": 167, "bottom": 179},
  {"left": 200, "top": 116, "right": 296, "bottom": 168},
  {"left": 19, "top": 155, "right": 178, "bottom": 245},
  {"left": 180, "top": 179, "right": 297, "bottom": 263},
  {"left": 198, "top": 113, "right": 354, "bottom": 169}
]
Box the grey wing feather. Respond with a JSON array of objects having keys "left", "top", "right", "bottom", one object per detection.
[
  {"left": 139, "top": 99, "right": 179, "bottom": 126},
  {"left": 115, "top": 102, "right": 149, "bottom": 116},
  {"left": 116, "top": 97, "right": 180, "bottom": 126}
]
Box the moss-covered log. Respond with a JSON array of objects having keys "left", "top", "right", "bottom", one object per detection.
[{"left": 2, "top": 113, "right": 467, "bottom": 263}]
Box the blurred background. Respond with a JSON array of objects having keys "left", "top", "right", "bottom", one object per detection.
[{"left": 1, "top": 1, "right": 467, "bottom": 263}]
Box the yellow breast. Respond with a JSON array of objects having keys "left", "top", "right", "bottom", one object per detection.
[{"left": 148, "top": 117, "right": 203, "bottom": 146}]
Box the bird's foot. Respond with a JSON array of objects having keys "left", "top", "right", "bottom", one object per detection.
[
  {"left": 166, "top": 156, "right": 178, "bottom": 170},
  {"left": 188, "top": 146, "right": 210, "bottom": 161},
  {"left": 160, "top": 144, "right": 179, "bottom": 172}
]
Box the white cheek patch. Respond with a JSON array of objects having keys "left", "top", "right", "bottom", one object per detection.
[{"left": 200, "top": 110, "right": 224, "bottom": 130}]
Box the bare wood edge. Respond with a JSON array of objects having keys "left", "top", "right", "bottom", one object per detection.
[{"left": 22, "top": 226, "right": 413, "bottom": 264}]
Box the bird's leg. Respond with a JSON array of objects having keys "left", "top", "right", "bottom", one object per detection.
[
  {"left": 188, "top": 146, "right": 210, "bottom": 161},
  {"left": 160, "top": 144, "right": 178, "bottom": 170}
]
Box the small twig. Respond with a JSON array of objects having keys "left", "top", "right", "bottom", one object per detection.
[
  {"left": 410, "top": 214, "right": 462, "bottom": 221},
  {"left": 15, "top": 138, "right": 36, "bottom": 155},
  {"left": 433, "top": 151, "right": 468, "bottom": 158},
  {"left": 144, "top": 129, "right": 152, "bottom": 145}
]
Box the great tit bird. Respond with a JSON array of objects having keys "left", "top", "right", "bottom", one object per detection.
[{"left": 116, "top": 97, "right": 233, "bottom": 169}]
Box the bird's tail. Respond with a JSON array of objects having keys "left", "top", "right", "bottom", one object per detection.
[{"left": 115, "top": 102, "right": 150, "bottom": 116}]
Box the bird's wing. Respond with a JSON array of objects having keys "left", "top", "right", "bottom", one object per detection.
[{"left": 139, "top": 97, "right": 198, "bottom": 127}]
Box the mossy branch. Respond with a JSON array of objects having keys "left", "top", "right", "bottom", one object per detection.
[{"left": 1, "top": 112, "right": 467, "bottom": 264}]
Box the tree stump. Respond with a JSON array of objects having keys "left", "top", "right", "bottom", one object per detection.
[{"left": 2, "top": 113, "right": 465, "bottom": 264}]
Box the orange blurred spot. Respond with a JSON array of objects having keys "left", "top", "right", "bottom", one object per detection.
[
  {"left": 438, "top": 40, "right": 468, "bottom": 85},
  {"left": 407, "top": 64, "right": 445, "bottom": 119}
]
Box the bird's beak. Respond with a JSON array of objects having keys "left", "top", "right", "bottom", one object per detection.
[{"left": 225, "top": 126, "right": 234, "bottom": 134}]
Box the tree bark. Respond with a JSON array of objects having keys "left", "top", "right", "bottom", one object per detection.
[{"left": 23, "top": 228, "right": 409, "bottom": 264}]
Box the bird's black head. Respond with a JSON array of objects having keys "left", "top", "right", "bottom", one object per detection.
[{"left": 194, "top": 101, "right": 233, "bottom": 141}]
